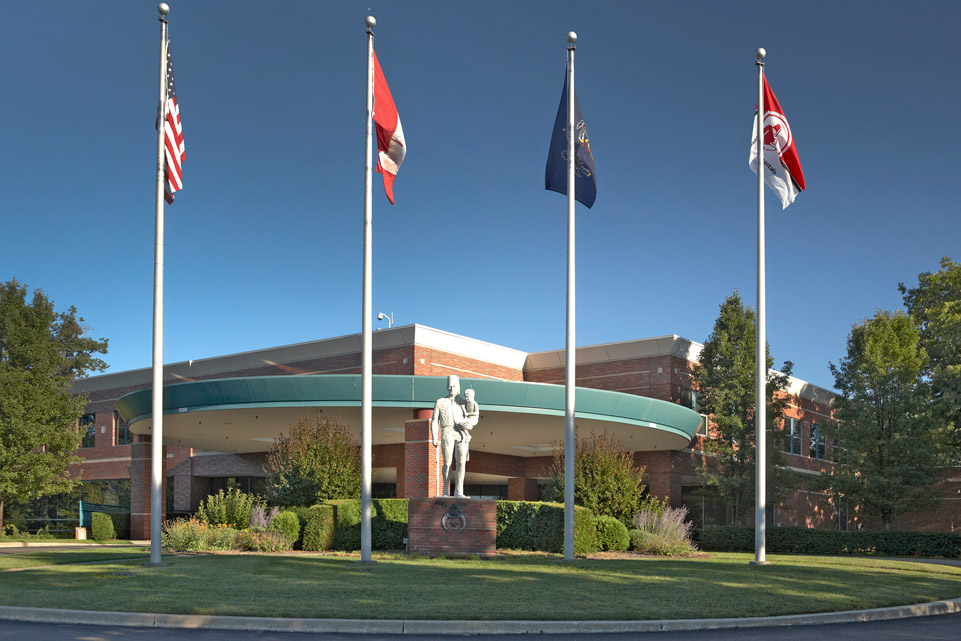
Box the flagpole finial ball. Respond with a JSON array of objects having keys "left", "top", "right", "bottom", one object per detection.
[
  {"left": 567, "top": 31, "right": 577, "bottom": 44},
  {"left": 755, "top": 47, "right": 766, "bottom": 61},
  {"left": 366, "top": 16, "right": 376, "bottom": 28},
  {"left": 158, "top": 3, "right": 169, "bottom": 16}
]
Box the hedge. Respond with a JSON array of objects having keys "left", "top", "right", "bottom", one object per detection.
[
  {"left": 328, "top": 499, "right": 409, "bottom": 551},
  {"left": 90, "top": 512, "right": 116, "bottom": 541},
  {"left": 300, "top": 505, "right": 335, "bottom": 551},
  {"left": 496, "top": 501, "right": 598, "bottom": 555},
  {"left": 109, "top": 513, "right": 130, "bottom": 540},
  {"left": 595, "top": 515, "right": 630, "bottom": 551},
  {"left": 699, "top": 525, "right": 961, "bottom": 558}
]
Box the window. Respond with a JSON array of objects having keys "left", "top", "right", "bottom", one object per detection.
[
  {"left": 787, "top": 418, "right": 802, "bottom": 455},
  {"left": 810, "top": 424, "right": 826, "bottom": 460},
  {"left": 679, "top": 389, "right": 696, "bottom": 410},
  {"left": 697, "top": 414, "right": 711, "bottom": 438},
  {"left": 79, "top": 413, "right": 96, "bottom": 448},
  {"left": 114, "top": 411, "right": 134, "bottom": 446}
]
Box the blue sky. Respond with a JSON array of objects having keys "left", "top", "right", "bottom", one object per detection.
[{"left": 2, "top": 1, "right": 959, "bottom": 391}]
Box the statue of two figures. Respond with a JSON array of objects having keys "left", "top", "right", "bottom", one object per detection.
[{"left": 430, "top": 375, "right": 479, "bottom": 498}]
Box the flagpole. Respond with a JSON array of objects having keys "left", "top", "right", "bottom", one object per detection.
[
  {"left": 149, "top": 2, "right": 170, "bottom": 567},
  {"left": 753, "top": 46, "right": 768, "bottom": 566},
  {"left": 360, "top": 15, "right": 376, "bottom": 564},
  {"left": 563, "top": 30, "right": 577, "bottom": 562}
]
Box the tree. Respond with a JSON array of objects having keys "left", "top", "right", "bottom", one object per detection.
[
  {"left": 548, "top": 430, "right": 646, "bottom": 525},
  {"left": 825, "top": 310, "right": 949, "bottom": 529},
  {"left": 900, "top": 257, "right": 961, "bottom": 458},
  {"left": 264, "top": 414, "right": 361, "bottom": 506},
  {"left": 0, "top": 280, "right": 108, "bottom": 529},
  {"left": 694, "top": 291, "right": 793, "bottom": 526}
]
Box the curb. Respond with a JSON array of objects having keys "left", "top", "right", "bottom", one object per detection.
[{"left": 1, "top": 598, "right": 960, "bottom": 635}]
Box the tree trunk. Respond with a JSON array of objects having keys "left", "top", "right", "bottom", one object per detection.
[{"left": 0, "top": 499, "right": 4, "bottom": 532}]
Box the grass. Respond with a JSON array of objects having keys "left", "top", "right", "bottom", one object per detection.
[
  {"left": 0, "top": 548, "right": 149, "bottom": 571},
  {"left": 0, "top": 551, "right": 959, "bottom": 620}
]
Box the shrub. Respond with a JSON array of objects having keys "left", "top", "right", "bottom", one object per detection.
[
  {"left": 595, "top": 515, "right": 630, "bottom": 551},
  {"left": 108, "top": 513, "right": 130, "bottom": 540},
  {"left": 161, "top": 518, "right": 238, "bottom": 551},
  {"left": 234, "top": 527, "right": 293, "bottom": 552},
  {"left": 329, "top": 499, "right": 408, "bottom": 550},
  {"left": 265, "top": 414, "right": 362, "bottom": 506},
  {"left": 196, "top": 489, "right": 263, "bottom": 529},
  {"left": 90, "top": 512, "right": 116, "bottom": 541},
  {"left": 269, "top": 511, "right": 301, "bottom": 547},
  {"left": 496, "top": 501, "right": 598, "bottom": 555},
  {"left": 2, "top": 524, "right": 20, "bottom": 537},
  {"left": 300, "top": 504, "right": 335, "bottom": 551},
  {"left": 249, "top": 505, "right": 280, "bottom": 529},
  {"left": 699, "top": 525, "right": 961, "bottom": 558},
  {"left": 547, "top": 431, "right": 646, "bottom": 524},
  {"left": 631, "top": 504, "right": 697, "bottom": 556}
]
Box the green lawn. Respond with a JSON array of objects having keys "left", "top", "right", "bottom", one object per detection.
[
  {"left": 0, "top": 547, "right": 149, "bottom": 571},
  {"left": 1, "top": 551, "right": 959, "bottom": 620}
]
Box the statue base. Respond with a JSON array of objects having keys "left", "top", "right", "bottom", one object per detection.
[{"left": 407, "top": 498, "right": 496, "bottom": 557}]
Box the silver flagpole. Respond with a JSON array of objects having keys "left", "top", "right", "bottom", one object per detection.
[
  {"left": 753, "top": 47, "right": 768, "bottom": 566},
  {"left": 563, "top": 30, "right": 577, "bottom": 562},
  {"left": 360, "top": 15, "right": 376, "bottom": 564},
  {"left": 149, "top": 2, "right": 170, "bottom": 567}
]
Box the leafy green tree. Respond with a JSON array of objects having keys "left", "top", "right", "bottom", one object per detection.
[
  {"left": 900, "top": 257, "right": 961, "bottom": 458},
  {"left": 264, "top": 414, "right": 361, "bottom": 506},
  {"left": 0, "top": 280, "right": 108, "bottom": 529},
  {"left": 694, "top": 291, "right": 792, "bottom": 526},
  {"left": 825, "top": 310, "right": 949, "bottom": 529},
  {"left": 548, "top": 430, "right": 646, "bottom": 525}
]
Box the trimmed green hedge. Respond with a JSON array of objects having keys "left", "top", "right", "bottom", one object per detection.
[
  {"left": 700, "top": 525, "right": 961, "bottom": 558},
  {"left": 496, "top": 501, "right": 598, "bottom": 555},
  {"left": 326, "top": 499, "right": 409, "bottom": 551},
  {"left": 595, "top": 515, "right": 629, "bottom": 551},
  {"left": 300, "top": 505, "right": 335, "bottom": 551},
  {"left": 90, "top": 512, "right": 115, "bottom": 541},
  {"left": 109, "top": 513, "right": 130, "bottom": 540}
]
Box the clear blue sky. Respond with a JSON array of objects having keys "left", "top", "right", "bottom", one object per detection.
[{"left": 3, "top": 1, "right": 959, "bottom": 391}]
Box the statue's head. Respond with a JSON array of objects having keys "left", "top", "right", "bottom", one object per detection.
[
  {"left": 446, "top": 375, "right": 460, "bottom": 397},
  {"left": 464, "top": 388, "right": 475, "bottom": 402}
]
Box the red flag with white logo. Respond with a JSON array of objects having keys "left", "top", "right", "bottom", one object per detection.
[
  {"left": 372, "top": 51, "right": 405, "bottom": 204},
  {"left": 749, "top": 77, "right": 805, "bottom": 209}
]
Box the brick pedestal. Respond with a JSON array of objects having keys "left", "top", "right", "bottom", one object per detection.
[
  {"left": 130, "top": 441, "right": 166, "bottom": 539},
  {"left": 408, "top": 498, "right": 496, "bottom": 556}
]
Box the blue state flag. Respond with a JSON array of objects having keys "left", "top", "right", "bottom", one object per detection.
[{"left": 545, "top": 76, "right": 597, "bottom": 208}]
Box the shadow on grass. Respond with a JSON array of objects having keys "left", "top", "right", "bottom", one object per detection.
[{"left": 1, "top": 553, "right": 959, "bottom": 621}]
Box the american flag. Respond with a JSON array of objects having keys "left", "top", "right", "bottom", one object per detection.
[{"left": 161, "top": 41, "right": 184, "bottom": 204}]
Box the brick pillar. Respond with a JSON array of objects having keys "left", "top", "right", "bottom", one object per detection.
[
  {"left": 404, "top": 409, "right": 442, "bottom": 498},
  {"left": 130, "top": 441, "right": 167, "bottom": 539},
  {"left": 508, "top": 477, "right": 539, "bottom": 501},
  {"left": 644, "top": 450, "right": 674, "bottom": 501}
]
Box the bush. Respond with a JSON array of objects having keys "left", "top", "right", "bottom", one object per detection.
[
  {"left": 300, "top": 505, "right": 335, "bottom": 551},
  {"left": 595, "top": 515, "right": 630, "bottom": 551},
  {"left": 109, "top": 513, "right": 130, "bottom": 540},
  {"left": 329, "top": 499, "right": 409, "bottom": 550},
  {"left": 234, "top": 527, "right": 293, "bottom": 552},
  {"left": 265, "top": 414, "right": 362, "bottom": 506},
  {"left": 161, "top": 518, "right": 237, "bottom": 551},
  {"left": 269, "top": 511, "right": 301, "bottom": 548},
  {"left": 699, "top": 525, "right": 961, "bottom": 558},
  {"left": 496, "top": 501, "right": 598, "bottom": 555},
  {"left": 196, "top": 489, "right": 263, "bottom": 529},
  {"left": 249, "top": 505, "right": 280, "bottom": 529},
  {"left": 547, "top": 431, "right": 646, "bottom": 524},
  {"left": 632, "top": 504, "right": 697, "bottom": 556},
  {"left": 90, "top": 512, "right": 116, "bottom": 541}
]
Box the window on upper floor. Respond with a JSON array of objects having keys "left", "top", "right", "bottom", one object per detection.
[
  {"left": 79, "top": 413, "right": 96, "bottom": 448},
  {"left": 810, "top": 424, "right": 826, "bottom": 460},
  {"left": 679, "top": 388, "right": 696, "bottom": 410},
  {"left": 114, "top": 411, "right": 134, "bottom": 446},
  {"left": 786, "top": 418, "right": 803, "bottom": 455}
]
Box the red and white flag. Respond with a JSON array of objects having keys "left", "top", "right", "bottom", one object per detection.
[
  {"left": 161, "top": 41, "right": 185, "bottom": 204},
  {"left": 372, "top": 51, "right": 405, "bottom": 204},
  {"left": 750, "top": 77, "right": 804, "bottom": 209}
]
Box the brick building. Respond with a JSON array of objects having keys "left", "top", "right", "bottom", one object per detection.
[{"left": 68, "top": 324, "right": 960, "bottom": 537}]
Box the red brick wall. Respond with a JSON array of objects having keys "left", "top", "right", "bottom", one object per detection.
[
  {"left": 407, "top": 498, "right": 496, "bottom": 556},
  {"left": 413, "top": 346, "right": 523, "bottom": 381}
]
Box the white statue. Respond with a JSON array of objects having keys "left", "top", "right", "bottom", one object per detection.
[{"left": 430, "top": 375, "right": 479, "bottom": 497}]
